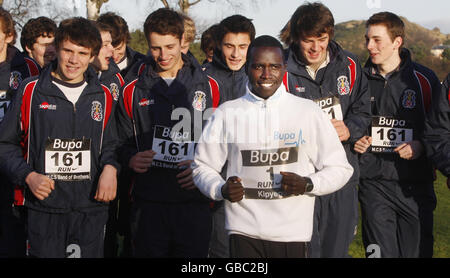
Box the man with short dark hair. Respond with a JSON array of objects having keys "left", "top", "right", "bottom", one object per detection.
[
  {"left": 97, "top": 12, "right": 145, "bottom": 82},
  {"left": 284, "top": 2, "right": 371, "bottom": 258},
  {"left": 355, "top": 12, "right": 440, "bottom": 258},
  {"left": 0, "top": 7, "right": 39, "bottom": 258},
  {"left": 204, "top": 14, "right": 255, "bottom": 105},
  {"left": 200, "top": 24, "right": 220, "bottom": 65},
  {"left": 20, "top": 16, "right": 57, "bottom": 71},
  {"left": 193, "top": 35, "right": 353, "bottom": 258},
  {"left": 201, "top": 14, "right": 256, "bottom": 258},
  {"left": 424, "top": 73, "right": 450, "bottom": 189},
  {"left": 91, "top": 21, "right": 123, "bottom": 102},
  {"left": 117, "top": 8, "right": 213, "bottom": 258},
  {"left": 0, "top": 17, "right": 119, "bottom": 258}
]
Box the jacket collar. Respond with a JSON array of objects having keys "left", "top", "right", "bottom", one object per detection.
[
  {"left": 244, "top": 82, "right": 286, "bottom": 104},
  {"left": 98, "top": 60, "right": 120, "bottom": 81},
  {"left": 36, "top": 60, "right": 103, "bottom": 98},
  {"left": 364, "top": 48, "right": 413, "bottom": 79},
  {"left": 210, "top": 48, "right": 247, "bottom": 76},
  {"left": 286, "top": 40, "right": 345, "bottom": 76},
  {"left": 136, "top": 52, "right": 208, "bottom": 89}
]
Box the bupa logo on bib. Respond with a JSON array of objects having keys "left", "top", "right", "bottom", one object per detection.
[
  {"left": 110, "top": 83, "right": 119, "bottom": 101},
  {"left": 9, "top": 71, "right": 22, "bottom": 90},
  {"left": 402, "top": 89, "right": 416, "bottom": 109},
  {"left": 91, "top": 101, "right": 103, "bottom": 122},
  {"left": 337, "top": 75, "right": 350, "bottom": 95},
  {"left": 192, "top": 91, "right": 206, "bottom": 111}
]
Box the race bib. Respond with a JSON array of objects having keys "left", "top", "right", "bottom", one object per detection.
[
  {"left": 0, "top": 90, "right": 10, "bottom": 123},
  {"left": 371, "top": 116, "right": 413, "bottom": 153},
  {"left": 45, "top": 138, "right": 91, "bottom": 181},
  {"left": 240, "top": 147, "right": 299, "bottom": 200},
  {"left": 151, "top": 125, "right": 194, "bottom": 169},
  {"left": 314, "top": 96, "right": 343, "bottom": 120}
]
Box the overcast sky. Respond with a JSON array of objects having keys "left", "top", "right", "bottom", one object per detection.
[{"left": 89, "top": 0, "right": 450, "bottom": 36}]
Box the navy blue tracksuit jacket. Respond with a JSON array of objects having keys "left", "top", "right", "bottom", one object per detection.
[
  {"left": 424, "top": 73, "right": 450, "bottom": 177},
  {"left": 0, "top": 62, "right": 119, "bottom": 213},
  {"left": 117, "top": 53, "right": 213, "bottom": 204},
  {"left": 203, "top": 49, "right": 248, "bottom": 106}
]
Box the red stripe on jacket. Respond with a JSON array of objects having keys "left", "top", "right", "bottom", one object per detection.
[
  {"left": 16, "top": 80, "right": 38, "bottom": 206},
  {"left": 282, "top": 72, "right": 289, "bottom": 92},
  {"left": 414, "top": 70, "right": 432, "bottom": 113},
  {"left": 123, "top": 79, "right": 138, "bottom": 120},
  {"left": 24, "top": 58, "right": 40, "bottom": 77},
  {"left": 207, "top": 76, "right": 220, "bottom": 108},
  {"left": 116, "top": 73, "right": 125, "bottom": 87},
  {"left": 101, "top": 85, "right": 113, "bottom": 130},
  {"left": 347, "top": 57, "right": 357, "bottom": 94}
]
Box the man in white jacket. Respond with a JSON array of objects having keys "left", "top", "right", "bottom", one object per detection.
[{"left": 192, "top": 35, "right": 353, "bottom": 258}]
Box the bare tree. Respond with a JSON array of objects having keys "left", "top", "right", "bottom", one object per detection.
[
  {"left": 2, "top": 0, "right": 39, "bottom": 29},
  {"left": 86, "top": 0, "right": 109, "bottom": 20},
  {"left": 158, "top": 0, "right": 265, "bottom": 15}
]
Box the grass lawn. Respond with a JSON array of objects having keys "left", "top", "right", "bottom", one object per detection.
[{"left": 348, "top": 171, "right": 450, "bottom": 258}]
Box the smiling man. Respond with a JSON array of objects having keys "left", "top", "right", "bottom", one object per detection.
[
  {"left": 354, "top": 12, "right": 441, "bottom": 258},
  {"left": 91, "top": 21, "right": 123, "bottom": 103},
  {"left": 203, "top": 15, "right": 255, "bottom": 106},
  {"left": 20, "top": 17, "right": 57, "bottom": 72},
  {"left": 284, "top": 2, "right": 371, "bottom": 258},
  {"left": 201, "top": 14, "right": 255, "bottom": 258},
  {"left": 192, "top": 35, "right": 353, "bottom": 258},
  {"left": 116, "top": 8, "right": 214, "bottom": 258},
  {"left": 97, "top": 12, "right": 145, "bottom": 83},
  {"left": 0, "top": 17, "right": 119, "bottom": 258}
]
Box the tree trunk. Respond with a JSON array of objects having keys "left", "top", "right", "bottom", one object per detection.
[{"left": 86, "top": 0, "right": 108, "bottom": 20}]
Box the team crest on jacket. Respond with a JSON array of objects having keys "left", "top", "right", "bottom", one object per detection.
[
  {"left": 192, "top": 91, "right": 206, "bottom": 111},
  {"left": 337, "top": 75, "right": 350, "bottom": 95},
  {"left": 9, "top": 71, "right": 22, "bottom": 90},
  {"left": 402, "top": 89, "right": 416, "bottom": 109},
  {"left": 91, "top": 101, "right": 103, "bottom": 122},
  {"left": 110, "top": 83, "right": 119, "bottom": 101}
]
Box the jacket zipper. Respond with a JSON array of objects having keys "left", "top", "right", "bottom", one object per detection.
[{"left": 72, "top": 102, "right": 76, "bottom": 138}]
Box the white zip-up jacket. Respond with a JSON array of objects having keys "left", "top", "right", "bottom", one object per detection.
[{"left": 192, "top": 84, "right": 353, "bottom": 242}]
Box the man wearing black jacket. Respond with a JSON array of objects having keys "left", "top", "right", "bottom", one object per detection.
[
  {"left": 424, "top": 74, "right": 449, "bottom": 188},
  {"left": 202, "top": 14, "right": 255, "bottom": 258},
  {"left": 203, "top": 15, "right": 255, "bottom": 106},
  {"left": 116, "top": 8, "right": 213, "bottom": 258},
  {"left": 97, "top": 12, "right": 145, "bottom": 83},
  {"left": 0, "top": 17, "right": 119, "bottom": 258},
  {"left": 355, "top": 12, "right": 440, "bottom": 257},
  {"left": 284, "top": 2, "right": 371, "bottom": 258},
  {"left": 0, "top": 8, "right": 43, "bottom": 258},
  {"left": 20, "top": 16, "right": 57, "bottom": 73}
]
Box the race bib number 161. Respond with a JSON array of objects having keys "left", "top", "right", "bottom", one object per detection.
[
  {"left": 371, "top": 116, "right": 413, "bottom": 153},
  {"left": 151, "top": 125, "right": 194, "bottom": 169},
  {"left": 45, "top": 138, "right": 91, "bottom": 181}
]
